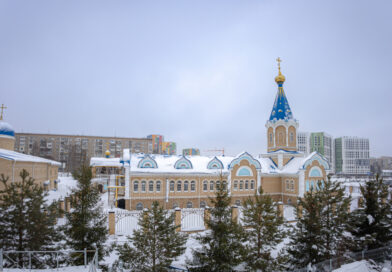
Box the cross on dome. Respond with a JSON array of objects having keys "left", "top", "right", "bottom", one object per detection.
[{"left": 0, "top": 104, "right": 7, "bottom": 121}]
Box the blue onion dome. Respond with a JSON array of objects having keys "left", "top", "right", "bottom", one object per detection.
[{"left": 0, "top": 120, "right": 15, "bottom": 137}]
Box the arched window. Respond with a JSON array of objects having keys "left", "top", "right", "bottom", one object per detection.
[
  {"left": 286, "top": 180, "right": 290, "bottom": 190},
  {"left": 134, "top": 181, "right": 139, "bottom": 192},
  {"left": 172, "top": 202, "right": 178, "bottom": 209},
  {"left": 235, "top": 200, "right": 241, "bottom": 206},
  {"left": 210, "top": 181, "right": 214, "bottom": 191},
  {"left": 245, "top": 180, "right": 249, "bottom": 190},
  {"left": 222, "top": 181, "right": 227, "bottom": 191},
  {"left": 184, "top": 181, "right": 189, "bottom": 192},
  {"left": 250, "top": 180, "right": 255, "bottom": 190},
  {"left": 239, "top": 180, "right": 244, "bottom": 190},
  {"left": 200, "top": 201, "right": 206, "bottom": 208},
  {"left": 216, "top": 181, "right": 220, "bottom": 190},
  {"left": 149, "top": 180, "right": 154, "bottom": 192},
  {"left": 177, "top": 180, "right": 182, "bottom": 192},
  {"left": 136, "top": 203, "right": 143, "bottom": 210},
  {"left": 191, "top": 181, "right": 196, "bottom": 192},
  {"left": 290, "top": 132, "right": 294, "bottom": 143},
  {"left": 186, "top": 201, "right": 193, "bottom": 208},
  {"left": 269, "top": 133, "right": 273, "bottom": 143},
  {"left": 141, "top": 181, "right": 146, "bottom": 192},
  {"left": 203, "top": 180, "right": 208, "bottom": 191},
  {"left": 306, "top": 180, "right": 310, "bottom": 192},
  {"left": 290, "top": 180, "right": 294, "bottom": 191},
  {"left": 156, "top": 181, "right": 161, "bottom": 192},
  {"left": 234, "top": 180, "right": 238, "bottom": 191},
  {"left": 170, "top": 181, "right": 175, "bottom": 192},
  {"left": 278, "top": 132, "right": 283, "bottom": 146}
]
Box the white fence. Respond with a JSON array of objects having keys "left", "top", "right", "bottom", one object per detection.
[
  {"left": 181, "top": 208, "right": 205, "bottom": 232},
  {"left": 115, "top": 210, "right": 143, "bottom": 236}
]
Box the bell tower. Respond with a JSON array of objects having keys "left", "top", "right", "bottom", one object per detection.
[{"left": 266, "top": 58, "right": 299, "bottom": 153}]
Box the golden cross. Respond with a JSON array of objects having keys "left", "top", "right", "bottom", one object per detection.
[
  {"left": 0, "top": 104, "right": 7, "bottom": 121},
  {"left": 276, "top": 57, "right": 282, "bottom": 70}
]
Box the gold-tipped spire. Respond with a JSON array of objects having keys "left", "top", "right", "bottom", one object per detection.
[
  {"left": 0, "top": 104, "right": 7, "bottom": 121},
  {"left": 275, "top": 57, "right": 286, "bottom": 84}
]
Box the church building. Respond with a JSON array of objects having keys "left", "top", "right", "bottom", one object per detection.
[{"left": 90, "top": 60, "right": 331, "bottom": 210}]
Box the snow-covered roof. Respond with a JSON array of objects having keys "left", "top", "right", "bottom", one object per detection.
[
  {"left": 0, "top": 148, "right": 61, "bottom": 166},
  {"left": 90, "top": 157, "right": 123, "bottom": 167},
  {"left": 90, "top": 150, "right": 330, "bottom": 176}
]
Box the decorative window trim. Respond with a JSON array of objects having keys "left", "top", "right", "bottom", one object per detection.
[
  {"left": 138, "top": 154, "right": 158, "bottom": 168},
  {"left": 236, "top": 166, "right": 253, "bottom": 177},
  {"left": 207, "top": 157, "right": 224, "bottom": 170},
  {"left": 229, "top": 152, "right": 261, "bottom": 170},
  {"left": 174, "top": 156, "right": 193, "bottom": 169}
]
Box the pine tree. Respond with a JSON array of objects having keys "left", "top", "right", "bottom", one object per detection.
[
  {"left": 241, "top": 187, "right": 287, "bottom": 272},
  {"left": 0, "top": 169, "right": 60, "bottom": 268},
  {"left": 63, "top": 165, "right": 107, "bottom": 263},
  {"left": 349, "top": 174, "right": 392, "bottom": 250},
  {"left": 116, "top": 201, "right": 187, "bottom": 271},
  {"left": 189, "top": 178, "right": 247, "bottom": 272},
  {"left": 287, "top": 178, "right": 352, "bottom": 268}
]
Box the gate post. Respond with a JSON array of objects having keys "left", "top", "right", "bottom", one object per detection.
[
  {"left": 109, "top": 211, "right": 116, "bottom": 235},
  {"left": 277, "top": 201, "right": 284, "bottom": 217},
  {"left": 204, "top": 207, "right": 210, "bottom": 230},
  {"left": 59, "top": 199, "right": 65, "bottom": 218},
  {"left": 297, "top": 204, "right": 303, "bottom": 219},
  {"left": 231, "top": 206, "right": 239, "bottom": 224},
  {"left": 65, "top": 197, "right": 71, "bottom": 212},
  {"left": 175, "top": 208, "right": 181, "bottom": 232}
]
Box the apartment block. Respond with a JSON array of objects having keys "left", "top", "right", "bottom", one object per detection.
[
  {"left": 335, "top": 136, "right": 370, "bottom": 175},
  {"left": 14, "top": 133, "right": 153, "bottom": 172}
]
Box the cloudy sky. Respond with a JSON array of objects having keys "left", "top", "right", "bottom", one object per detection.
[{"left": 1, "top": 0, "right": 391, "bottom": 157}]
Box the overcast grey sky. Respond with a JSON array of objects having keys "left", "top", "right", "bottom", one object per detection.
[{"left": 1, "top": 0, "right": 391, "bottom": 157}]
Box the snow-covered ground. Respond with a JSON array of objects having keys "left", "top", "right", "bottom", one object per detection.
[
  {"left": 332, "top": 260, "right": 390, "bottom": 272},
  {"left": 45, "top": 175, "right": 78, "bottom": 204}
]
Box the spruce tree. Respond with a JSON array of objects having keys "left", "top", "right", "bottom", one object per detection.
[
  {"left": 318, "top": 178, "right": 352, "bottom": 259},
  {"left": 287, "top": 187, "right": 323, "bottom": 268},
  {"left": 241, "top": 187, "right": 286, "bottom": 272},
  {"left": 116, "top": 201, "right": 187, "bottom": 271},
  {"left": 63, "top": 165, "right": 107, "bottom": 263},
  {"left": 0, "top": 169, "right": 60, "bottom": 266},
  {"left": 287, "top": 178, "right": 352, "bottom": 268},
  {"left": 350, "top": 174, "right": 392, "bottom": 250},
  {"left": 189, "top": 178, "right": 246, "bottom": 271}
]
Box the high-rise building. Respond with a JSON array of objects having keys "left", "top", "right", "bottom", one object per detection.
[
  {"left": 335, "top": 136, "right": 370, "bottom": 175},
  {"left": 182, "top": 148, "right": 200, "bottom": 156},
  {"left": 297, "top": 132, "right": 310, "bottom": 154},
  {"left": 162, "top": 142, "right": 177, "bottom": 155},
  {"left": 310, "top": 132, "right": 334, "bottom": 172},
  {"left": 147, "top": 134, "right": 164, "bottom": 154}
]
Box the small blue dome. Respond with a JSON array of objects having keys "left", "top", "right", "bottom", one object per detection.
[{"left": 0, "top": 121, "right": 15, "bottom": 137}]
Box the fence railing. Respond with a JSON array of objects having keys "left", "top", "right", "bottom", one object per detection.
[
  {"left": 0, "top": 249, "right": 98, "bottom": 271},
  {"left": 293, "top": 245, "right": 392, "bottom": 272}
]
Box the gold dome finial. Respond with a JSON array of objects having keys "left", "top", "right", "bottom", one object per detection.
[{"left": 275, "top": 57, "right": 286, "bottom": 84}]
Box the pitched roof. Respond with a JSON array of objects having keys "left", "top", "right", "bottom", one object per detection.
[{"left": 0, "top": 148, "right": 61, "bottom": 166}]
